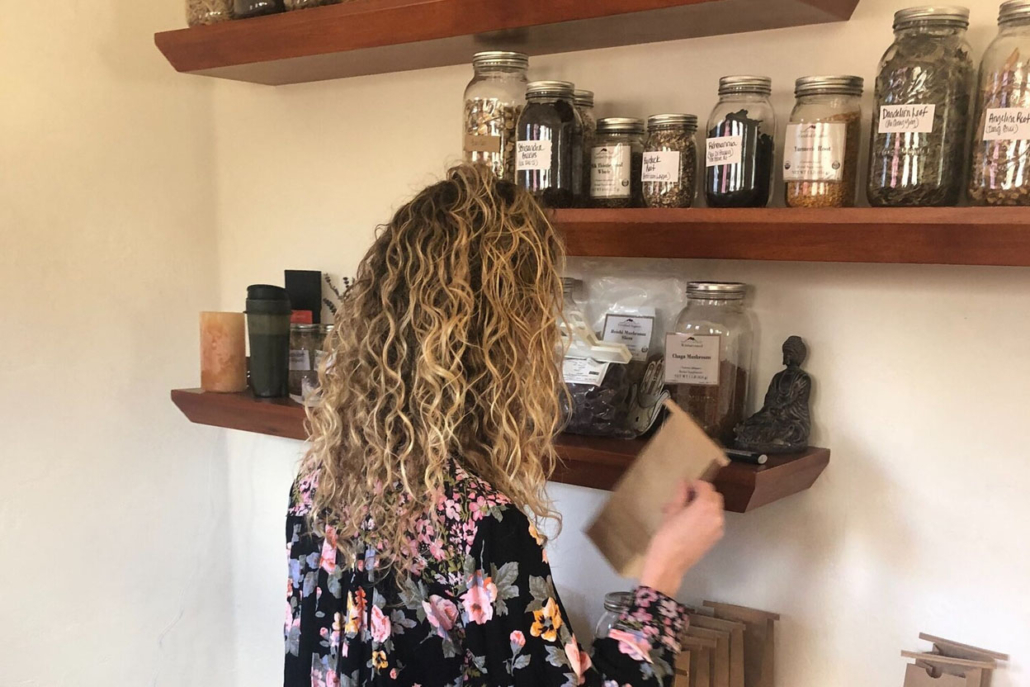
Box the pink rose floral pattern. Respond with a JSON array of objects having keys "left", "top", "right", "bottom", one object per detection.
[{"left": 285, "top": 462, "right": 688, "bottom": 687}]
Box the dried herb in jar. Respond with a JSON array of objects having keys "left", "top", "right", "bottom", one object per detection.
[
  {"left": 284, "top": 0, "right": 340, "bottom": 8},
  {"left": 671, "top": 362, "right": 748, "bottom": 445},
  {"left": 186, "top": 0, "right": 233, "bottom": 25},
  {"left": 785, "top": 110, "right": 862, "bottom": 208},
  {"left": 642, "top": 114, "right": 698, "bottom": 208},
  {"left": 591, "top": 118, "right": 645, "bottom": 208},
  {"left": 969, "top": 48, "right": 1030, "bottom": 205},
  {"left": 706, "top": 110, "right": 775, "bottom": 207},
  {"left": 464, "top": 99, "right": 522, "bottom": 182},
  {"left": 563, "top": 363, "right": 638, "bottom": 439}
]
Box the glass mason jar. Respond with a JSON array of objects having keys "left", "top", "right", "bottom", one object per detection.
[
  {"left": 463, "top": 52, "right": 529, "bottom": 182},
  {"left": 705, "top": 76, "right": 776, "bottom": 208},
  {"left": 591, "top": 118, "right": 645, "bottom": 208},
  {"left": 288, "top": 324, "right": 320, "bottom": 398},
  {"left": 666, "top": 282, "right": 753, "bottom": 445},
  {"left": 594, "top": 591, "right": 633, "bottom": 639},
  {"left": 516, "top": 81, "right": 584, "bottom": 208},
  {"left": 969, "top": 0, "right": 1030, "bottom": 205},
  {"left": 186, "top": 0, "right": 233, "bottom": 26},
  {"left": 868, "top": 7, "right": 974, "bottom": 207},
  {"left": 575, "top": 89, "right": 597, "bottom": 204},
  {"left": 642, "top": 114, "right": 698, "bottom": 208},
  {"left": 784, "top": 76, "right": 864, "bottom": 208},
  {"left": 284, "top": 0, "right": 340, "bottom": 9},
  {"left": 234, "top": 0, "right": 284, "bottom": 19}
]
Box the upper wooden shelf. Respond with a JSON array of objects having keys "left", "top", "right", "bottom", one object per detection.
[
  {"left": 554, "top": 207, "right": 1030, "bottom": 266},
  {"left": 155, "top": 0, "right": 859, "bottom": 85},
  {"left": 171, "top": 388, "right": 829, "bottom": 512}
]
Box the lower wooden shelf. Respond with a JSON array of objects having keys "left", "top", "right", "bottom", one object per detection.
[{"left": 171, "top": 388, "right": 829, "bottom": 512}]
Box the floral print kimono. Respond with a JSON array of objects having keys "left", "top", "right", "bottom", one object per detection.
[{"left": 285, "top": 462, "right": 689, "bottom": 687}]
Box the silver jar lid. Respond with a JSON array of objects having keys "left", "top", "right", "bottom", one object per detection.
[
  {"left": 597, "top": 117, "right": 646, "bottom": 134},
  {"left": 573, "top": 89, "right": 595, "bottom": 108},
  {"left": 794, "top": 75, "right": 864, "bottom": 97},
  {"left": 471, "top": 51, "right": 529, "bottom": 70},
  {"left": 603, "top": 591, "right": 634, "bottom": 612},
  {"left": 647, "top": 113, "right": 698, "bottom": 131},
  {"left": 719, "top": 75, "right": 772, "bottom": 96},
  {"left": 999, "top": 0, "right": 1030, "bottom": 24},
  {"left": 687, "top": 281, "right": 748, "bottom": 299},
  {"left": 291, "top": 323, "right": 320, "bottom": 332},
  {"left": 527, "top": 80, "right": 575, "bottom": 99},
  {"left": 894, "top": 6, "right": 970, "bottom": 29}
]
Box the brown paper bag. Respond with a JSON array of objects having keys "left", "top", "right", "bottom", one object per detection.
[
  {"left": 689, "top": 626, "right": 731, "bottom": 687},
  {"left": 673, "top": 649, "right": 692, "bottom": 687},
  {"left": 587, "top": 400, "right": 729, "bottom": 576},
  {"left": 690, "top": 614, "right": 747, "bottom": 687},
  {"left": 704, "top": 601, "right": 780, "bottom": 687},
  {"left": 681, "top": 635, "right": 717, "bottom": 687}
]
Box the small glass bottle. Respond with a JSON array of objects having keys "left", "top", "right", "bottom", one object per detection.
[
  {"left": 784, "top": 76, "right": 864, "bottom": 208},
  {"left": 705, "top": 76, "right": 776, "bottom": 208},
  {"left": 594, "top": 592, "right": 633, "bottom": 639},
  {"left": 868, "top": 7, "right": 973, "bottom": 207},
  {"left": 516, "top": 81, "right": 584, "bottom": 208},
  {"left": 666, "top": 282, "right": 753, "bottom": 445},
  {"left": 642, "top": 114, "right": 698, "bottom": 208},
  {"left": 463, "top": 52, "right": 529, "bottom": 182},
  {"left": 969, "top": 0, "right": 1030, "bottom": 205},
  {"left": 234, "top": 0, "right": 284, "bottom": 19},
  {"left": 186, "top": 0, "right": 233, "bottom": 26},
  {"left": 575, "top": 90, "right": 597, "bottom": 204},
  {"left": 591, "top": 118, "right": 645, "bottom": 208}
]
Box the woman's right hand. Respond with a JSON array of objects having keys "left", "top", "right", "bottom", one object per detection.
[{"left": 638, "top": 480, "right": 725, "bottom": 597}]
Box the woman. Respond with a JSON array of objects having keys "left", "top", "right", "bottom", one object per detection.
[{"left": 285, "top": 165, "right": 724, "bottom": 687}]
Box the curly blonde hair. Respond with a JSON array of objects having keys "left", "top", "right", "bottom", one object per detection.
[{"left": 302, "top": 164, "right": 565, "bottom": 571}]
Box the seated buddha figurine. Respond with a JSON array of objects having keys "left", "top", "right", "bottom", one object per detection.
[{"left": 734, "top": 336, "right": 811, "bottom": 453}]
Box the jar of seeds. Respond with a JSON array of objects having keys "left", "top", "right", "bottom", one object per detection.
[
  {"left": 575, "top": 89, "right": 597, "bottom": 204},
  {"left": 642, "top": 114, "right": 698, "bottom": 208},
  {"left": 784, "top": 76, "right": 864, "bottom": 208},
  {"left": 516, "top": 81, "right": 584, "bottom": 208},
  {"left": 186, "top": 0, "right": 233, "bottom": 25},
  {"left": 463, "top": 52, "right": 529, "bottom": 182},
  {"left": 284, "top": 0, "right": 340, "bottom": 9},
  {"left": 705, "top": 76, "right": 776, "bottom": 208},
  {"left": 591, "top": 118, "right": 645, "bottom": 208},
  {"left": 868, "top": 7, "right": 974, "bottom": 207},
  {"left": 969, "top": 0, "right": 1030, "bottom": 205}
]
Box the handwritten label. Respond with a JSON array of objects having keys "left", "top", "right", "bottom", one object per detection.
[
  {"left": 783, "top": 122, "right": 847, "bottom": 182},
  {"left": 289, "top": 349, "right": 311, "bottom": 372},
  {"left": 641, "top": 151, "right": 681, "bottom": 183},
  {"left": 983, "top": 107, "right": 1030, "bottom": 140},
  {"left": 517, "top": 140, "right": 552, "bottom": 171},
  {"left": 563, "top": 357, "right": 610, "bottom": 387},
  {"left": 591, "top": 145, "right": 633, "bottom": 198},
  {"left": 602, "top": 314, "right": 655, "bottom": 361},
  {"left": 705, "top": 135, "right": 743, "bottom": 167},
  {"left": 878, "top": 104, "right": 935, "bottom": 134},
  {"left": 664, "top": 334, "right": 720, "bottom": 386}
]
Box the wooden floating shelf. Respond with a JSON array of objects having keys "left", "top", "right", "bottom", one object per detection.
[
  {"left": 155, "top": 0, "right": 859, "bottom": 85},
  {"left": 171, "top": 388, "right": 829, "bottom": 512},
  {"left": 554, "top": 207, "right": 1030, "bottom": 266}
]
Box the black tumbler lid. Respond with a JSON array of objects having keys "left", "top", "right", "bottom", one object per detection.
[{"left": 246, "top": 284, "right": 291, "bottom": 314}]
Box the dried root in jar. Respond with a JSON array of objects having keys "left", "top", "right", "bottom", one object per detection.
[
  {"left": 969, "top": 48, "right": 1030, "bottom": 206},
  {"left": 785, "top": 111, "right": 861, "bottom": 208},
  {"left": 643, "top": 128, "right": 697, "bottom": 208},
  {"left": 186, "top": 0, "right": 233, "bottom": 26},
  {"left": 463, "top": 98, "right": 522, "bottom": 182}
]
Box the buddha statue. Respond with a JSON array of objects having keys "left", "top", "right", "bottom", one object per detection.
[{"left": 734, "top": 336, "right": 811, "bottom": 453}]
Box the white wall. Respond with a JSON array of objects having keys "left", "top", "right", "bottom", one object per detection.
[
  {"left": 209, "top": 1, "right": 1029, "bottom": 686},
  {"left": 0, "top": 2, "right": 235, "bottom": 686}
]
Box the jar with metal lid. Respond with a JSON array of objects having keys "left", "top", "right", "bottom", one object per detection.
[
  {"left": 234, "top": 0, "right": 283, "bottom": 19},
  {"left": 186, "top": 0, "right": 233, "bottom": 26},
  {"left": 575, "top": 90, "right": 597, "bottom": 204},
  {"left": 591, "top": 118, "right": 645, "bottom": 208},
  {"left": 665, "top": 282, "right": 753, "bottom": 445},
  {"left": 463, "top": 52, "right": 529, "bottom": 182},
  {"left": 516, "top": 81, "right": 584, "bottom": 208},
  {"left": 969, "top": 0, "right": 1030, "bottom": 205},
  {"left": 784, "top": 76, "right": 864, "bottom": 208},
  {"left": 642, "top": 114, "right": 698, "bottom": 208},
  {"left": 594, "top": 591, "right": 633, "bottom": 639},
  {"left": 705, "top": 76, "right": 776, "bottom": 208},
  {"left": 868, "top": 7, "right": 974, "bottom": 207},
  {"left": 288, "top": 324, "right": 320, "bottom": 398}
]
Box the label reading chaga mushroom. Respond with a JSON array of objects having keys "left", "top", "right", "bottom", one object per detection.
[
  {"left": 705, "top": 135, "right": 743, "bottom": 167},
  {"left": 591, "top": 145, "right": 633, "bottom": 198},
  {"left": 983, "top": 107, "right": 1030, "bottom": 140},
  {"left": 641, "top": 151, "right": 681, "bottom": 183},
  {"left": 516, "top": 140, "right": 552, "bottom": 171},
  {"left": 563, "top": 357, "right": 610, "bottom": 386},
  {"left": 664, "top": 334, "right": 720, "bottom": 385},
  {"left": 783, "top": 122, "right": 847, "bottom": 182},
  {"left": 878, "top": 104, "right": 935, "bottom": 134}
]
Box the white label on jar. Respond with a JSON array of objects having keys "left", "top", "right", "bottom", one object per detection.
[
  {"left": 983, "top": 107, "right": 1030, "bottom": 140},
  {"left": 517, "top": 140, "right": 552, "bottom": 171},
  {"left": 641, "top": 151, "right": 681, "bottom": 183},
  {"left": 602, "top": 313, "right": 655, "bottom": 361},
  {"left": 783, "top": 122, "right": 847, "bottom": 182},
  {"left": 591, "top": 144, "right": 633, "bottom": 198},
  {"left": 705, "top": 135, "right": 743, "bottom": 167},
  {"left": 664, "top": 334, "right": 720, "bottom": 386},
  {"left": 878, "top": 104, "right": 935, "bottom": 134},
  {"left": 563, "top": 357, "right": 610, "bottom": 386},
  {"left": 289, "top": 349, "right": 311, "bottom": 371}
]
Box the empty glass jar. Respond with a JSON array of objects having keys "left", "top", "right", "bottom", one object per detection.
[
  {"left": 594, "top": 592, "right": 633, "bottom": 639},
  {"left": 642, "top": 114, "right": 698, "bottom": 208},
  {"left": 591, "top": 118, "right": 645, "bottom": 208},
  {"left": 516, "top": 81, "right": 584, "bottom": 208},
  {"left": 705, "top": 76, "right": 776, "bottom": 208},
  {"left": 868, "top": 7, "right": 974, "bottom": 207},
  {"left": 463, "top": 52, "right": 529, "bottom": 182}
]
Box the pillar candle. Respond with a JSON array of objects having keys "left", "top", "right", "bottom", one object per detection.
[{"left": 200, "top": 312, "right": 247, "bottom": 393}]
